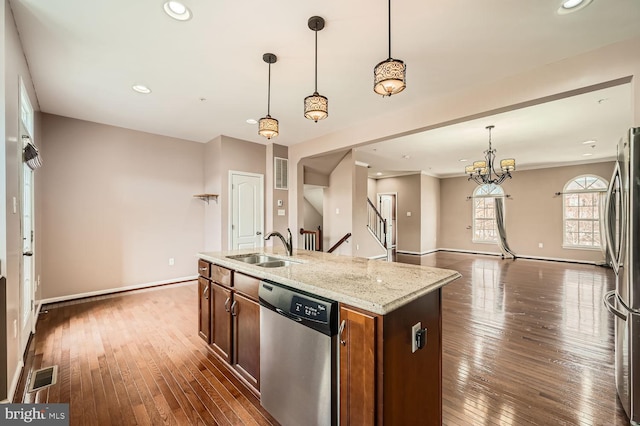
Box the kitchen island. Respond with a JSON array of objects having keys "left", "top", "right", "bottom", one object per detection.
[{"left": 197, "top": 248, "right": 461, "bottom": 425}]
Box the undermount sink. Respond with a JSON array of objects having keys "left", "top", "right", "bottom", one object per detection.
[{"left": 226, "top": 254, "right": 301, "bottom": 268}]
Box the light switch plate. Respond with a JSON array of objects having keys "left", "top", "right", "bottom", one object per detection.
[
  {"left": 407, "top": 211, "right": 412, "bottom": 217},
  {"left": 278, "top": 209, "right": 286, "bottom": 216},
  {"left": 277, "top": 199, "right": 283, "bottom": 207}
]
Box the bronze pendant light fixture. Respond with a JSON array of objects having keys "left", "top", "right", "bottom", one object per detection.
[
  {"left": 259, "top": 53, "right": 279, "bottom": 139},
  {"left": 304, "top": 16, "right": 328, "bottom": 122},
  {"left": 374, "top": 0, "right": 406, "bottom": 97}
]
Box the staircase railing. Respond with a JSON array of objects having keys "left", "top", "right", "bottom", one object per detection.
[
  {"left": 300, "top": 226, "right": 322, "bottom": 251},
  {"left": 367, "top": 198, "right": 387, "bottom": 249},
  {"left": 328, "top": 232, "right": 351, "bottom": 254}
]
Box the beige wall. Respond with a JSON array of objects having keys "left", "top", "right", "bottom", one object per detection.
[
  {"left": 352, "top": 164, "right": 386, "bottom": 258},
  {"left": 2, "top": 0, "right": 40, "bottom": 401},
  {"left": 420, "top": 174, "right": 440, "bottom": 252},
  {"left": 203, "top": 136, "right": 266, "bottom": 251},
  {"left": 439, "top": 162, "right": 615, "bottom": 262},
  {"left": 323, "top": 152, "right": 353, "bottom": 255},
  {"left": 40, "top": 114, "right": 205, "bottom": 299},
  {"left": 376, "top": 175, "right": 422, "bottom": 253},
  {"left": 269, "top": 144, "right": 288, "bottom": 235},
  {"left": 203, "top": 136, "right": 222, "bottom": 251},
  {"left": 303, "top": 198, "right": 322, "bottom": 231}
]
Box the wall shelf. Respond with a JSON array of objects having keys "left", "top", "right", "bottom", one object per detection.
[{"left": 193, "top": 194, "right": 219, "bottom": 204}]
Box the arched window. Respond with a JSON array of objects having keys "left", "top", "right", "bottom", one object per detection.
[
  {"left": 563, "top": 175, "right": 608, "bottom": 249},
  {"left": 472, "top": 184, "right": 504, "bottom": 243}
]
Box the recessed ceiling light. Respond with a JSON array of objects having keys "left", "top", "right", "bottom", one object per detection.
[
  {"left": 459, "top": 159, "right": 468, "bottom": 162},
  {"left": 163, "top": 1, "right": 192, "bottom": 21},
  {"left": 557, "top": 0, "right": 593, "bottom": 14},
  {"left": 582, "top": 139, "right": 597, "bottom": 145},
  {"left": 376, "top": 172, "right": 383, "bottom": 176},
  {"left": 132, "top": 84, "right": 151, "bottom": 94},
  {"left": 402, "top": 154, "right": 411, "bottom": 159},
  {"left": 583, "top": 152, "right": 594, "bottom": 156},
  {"left": 246, "top": 119, "right": 258, "bottom": 125}
]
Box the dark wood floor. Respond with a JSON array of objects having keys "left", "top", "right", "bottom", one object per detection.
[{"left": 16, "top": 252, "right": 629, "bottom": 425}]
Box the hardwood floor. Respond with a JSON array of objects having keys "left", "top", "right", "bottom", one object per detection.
[
  {"left": 14, "top": 283, "right": 278, "bottom": 426},
  {"left": 399, "top": 251, "right": 628, "bottom": 425},
  {"left": 15, "top": 253, "right": 629, "bottom": 425}
]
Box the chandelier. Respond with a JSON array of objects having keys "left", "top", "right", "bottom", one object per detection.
[
  {"left": 373, "top": 0, "right": 406, "bottom": 96},
  {"left": 465, "top": 125, "right": 516, "bottom": 185},
  {"left": 259, "top": 53, "right": 279, "bottom": 140},
  {"left": 304, "top": 16, "right": 328, "bottom": 122}
]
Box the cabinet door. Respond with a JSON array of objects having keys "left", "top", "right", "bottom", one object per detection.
[
  {"left": 232, "top": 293, "right": 260, "bottom": 390},
  {"left": 211, "top": 282, "right": 232, "bottom": 363},
  {"left": 198, "top": 277, "right": 211, "bottom": 343},
  {"left": 340, "top": 306, "right": 377, "bottom": 426}
]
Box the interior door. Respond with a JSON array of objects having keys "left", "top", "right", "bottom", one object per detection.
[
  {"left": 378, "top": 194, "right": 396, "bottom": 247},
  {"left": 230, "top": 172, "right": 264, "bottom": 250},
  {"left": 20, "top": 132, "right": 35, "bottom": 353}
]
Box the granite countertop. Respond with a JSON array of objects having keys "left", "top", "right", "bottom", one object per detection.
[{"left": 197, "top": 248, "right": 461, "bottom": 315}]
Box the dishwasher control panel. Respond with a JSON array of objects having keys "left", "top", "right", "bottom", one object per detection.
[
  {"left": 259, "top": 280, "right": 338, "bottom": 336},
  {"left": 291, "top": 295, "right": 328, "bottom": 323}
]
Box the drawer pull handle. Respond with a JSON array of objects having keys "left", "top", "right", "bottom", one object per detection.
[
  {"left": 338, "top": 320, "right": 346, "bottom": 346},
  {"left": 224, "top": 297, "right": 231, "bottom": 312},
  {"left": 231, "top": 301, "right": 238, "bottom": 316}
]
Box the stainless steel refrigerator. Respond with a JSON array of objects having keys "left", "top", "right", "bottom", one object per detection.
[{"left": 604, "top": 127, "right": 640, "bottom": 424}]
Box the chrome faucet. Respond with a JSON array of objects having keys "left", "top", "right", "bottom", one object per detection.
[{"left": 265, "top": 228, "right": 293, "bottom": 256}]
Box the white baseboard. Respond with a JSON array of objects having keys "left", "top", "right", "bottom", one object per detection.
[
  {"left": 38, "top": 275, "right": 198, "bottom": 306},
  {"left": 2, "top": 360, "right": 25, "bottom": 404},
  {"left": 396, "top": 249, "right": 439, "bottom": 256},
  {"left": 436, "top": 248, "right": 599, "bottom": 265}
]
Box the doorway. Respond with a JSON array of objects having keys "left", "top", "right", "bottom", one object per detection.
[
  {"left": 19, "top": 78, "right": 36, "bottom": 356},
  {"left": 378, "top": 193, "right": 397, "bottom": 249},
  {"left": 229, "top": 171, "right": 264, "bottom": 250}
]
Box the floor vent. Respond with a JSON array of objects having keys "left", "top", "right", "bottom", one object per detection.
[{"left": 28, "top": 365, "right": 58, "bottom": 392}]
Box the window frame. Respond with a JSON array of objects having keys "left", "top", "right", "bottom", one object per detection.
[
  {"left": 562, "top": 174, "right": 608, "bottom": 250},
  {"left": 472, "top": 184, "right": 504, "bottom": 244}
]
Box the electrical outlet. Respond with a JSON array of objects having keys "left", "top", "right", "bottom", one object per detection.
[
  {"left": 538, "top": 243, "right": 544, "bottom": 249},
  {"left": 169, "top": 258, "right": 175, "bottom": 266},
  {"left": 407, "top": 211, "right": 412, "bottom": 217},
  {"left": 412, "top": 322, "right": 421, "bottom": 353},
  {"left": 356, "top": 244, "right": 360, "bottom": 250}
]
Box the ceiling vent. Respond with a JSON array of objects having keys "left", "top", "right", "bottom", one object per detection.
[{"left": 274, "top": 157, "right": 288, "bottom": 190}]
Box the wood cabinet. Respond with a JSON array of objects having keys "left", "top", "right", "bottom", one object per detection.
[
  {"left": 198, "top": 277, "right": 211, "bottom": 343},
  {"left": 210, "top": 281, "right": 233, "bottom": 363},
  {"left": 339, "top": 288, "right": 442, "bottom": 426},
  {"left": 232, "top": 292, "right": 260, "bottom": 389},
  {"left": 340, "top": 306, "right": 377, "bottom": 425},
  {"left": 197, "top": 260, "right": 261, "bottom": 393}
]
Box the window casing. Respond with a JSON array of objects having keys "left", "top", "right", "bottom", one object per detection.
[
  {"left": 562, "top": 175, "right": 607, "bottom": 249},
  {"left": 472, "top": 184, "right": 504, "bottom": 244}
]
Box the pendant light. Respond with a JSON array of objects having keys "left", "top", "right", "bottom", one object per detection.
[
  {"left": 259, "top": 53, "right": 279, "bottom": 139},
  {"left": 373, "top": 0, "right": 406, "bottom": 97},
  {"left": 304, "top": 16, "right": 328, "bottom": 122}
]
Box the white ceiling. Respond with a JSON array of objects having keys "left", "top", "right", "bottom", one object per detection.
[{"left": 8, "top": 0, "right": 640, "bottom": 173}]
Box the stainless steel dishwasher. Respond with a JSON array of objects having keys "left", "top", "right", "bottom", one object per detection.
[{"left": 259, "top": 280, "right": 338, "bottom": 426}]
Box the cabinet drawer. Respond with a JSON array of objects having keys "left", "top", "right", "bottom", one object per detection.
[
  {"left": 234, "top": 272, "right": 260, "bottom": 301},
  {"left": 198, "top": 259, "right": 210, "bottom": 278},
  {"left": 211, "top": 264, "right": 232, "bottom": 287}
]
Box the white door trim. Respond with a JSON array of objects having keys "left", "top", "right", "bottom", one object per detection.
[
  {"left": 228, "top": 170, "right": 264, "bottom": 250},
  {"left": 377, "top": 192, "right": 398, "bottom": 249}
]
